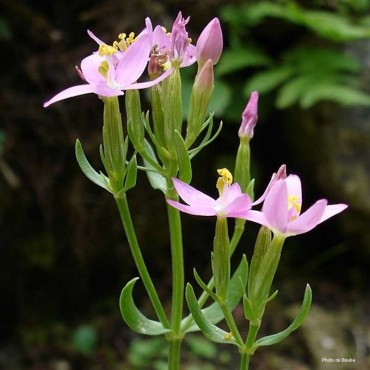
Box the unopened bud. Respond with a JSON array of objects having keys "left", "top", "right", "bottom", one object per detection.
[
  {"left": 196, "top": 18, "right": 223, "bottom": 71},
  {"left": 185, "top": 59, "right": 214, "bottom": 147},
  {"left": 238, "top": 91, "right": 258, "bottom": 139}
]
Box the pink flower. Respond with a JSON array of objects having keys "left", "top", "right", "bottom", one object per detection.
[
  {"left": 145, "top": 13, "right": 196, "bottom": 70},
  {"left": 167, "top": 169, "right": 266, "bottom": 225},
  {"left": 238, "top": 91, "right": 258, "bottom": 138},
  {"left": 253, "top": 164, "right": 287, "bottom": 205},
  {"left": 44, "top": 29, "right": 171, "bottom": 107},
  {"left": 167, "top": 177, "right": 252, "bottom": 218},
  {"left": 259, "top": 174, "right": 347, "bottom": 236},
  {"left": 196, "top": 17, "right": 223, "bottom": 69}
]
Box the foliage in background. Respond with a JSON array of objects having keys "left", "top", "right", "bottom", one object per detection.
[{"left": 216, "top": 0, "right": 370, "bottom": 115}]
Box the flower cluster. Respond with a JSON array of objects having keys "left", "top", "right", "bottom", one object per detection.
[
  {"left": 43, "top": 12, "right": 222, "bottom": 107},
  {"left": 43, "top": 11, "right": 349, "bottom": 370},
  {"left": 168, "top": 93, "right": 347, "bottom": 238}
]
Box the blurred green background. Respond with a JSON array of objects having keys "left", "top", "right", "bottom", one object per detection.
[{"left": 1, "top": 0, "right": 370, "bottom": 369}]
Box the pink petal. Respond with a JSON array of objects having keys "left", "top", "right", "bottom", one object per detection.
[
  {"left": 116, "top": 35, "right": 151, "bottom": 86},
  {"left": 126, "top": 68, "right": 173, "bottom": 90},
  {"left": 93, "top": 84, "right": 124, "bottom": 97},
  {"left": 263, "top": 180, "right": 289, "bottom": 233},
  {"left": 181, "top": 44, "right": 197, "bottom": 67},
  {"left": 80, "top": 54, "right": 106, "bottom": 85},
  {"left": 221, "top": 183, "right": 244, "bottom": 204},
  {"left": 196, "top": 18, "right": 223, "bottom": 66},
  {"left": 253, "top": 164, "right": 287, "bottom": 206},
  {"left": 285, "top": 175, "right": 302, "bottom": 206},
  {"left": 152, "top": 25, "right": 171, "bottom": 50},
  {"left": 138, "top": 17, "right": 152, "bottom": 38},
  {"left": 172, "top": 178, "right": 215, "bottom": 208},
  {"left": 87, "top": 29, "right": 105, "bottom": 45},
  {"left": 287, "top": 199, "right": 327, "bottom": 235},
  {"left": 166, "top": 199, "right": 216, "bottom": 216},
  {"left": 238, "top": 209, "right": 268, "bottom": 225},
  {"left": 222, "top": 194, "right": 252, "bottom": 218},
  {"left": 43, "top": 84, "right": 96, "bottom": 107},
  {"left": 320, "top": 203, "right": 348, "bottom": 223}
]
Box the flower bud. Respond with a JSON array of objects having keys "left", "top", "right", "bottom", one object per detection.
[
  {"left": 101, "top": 96, "right": 126, "bottom": 193},
  {"left": 185, "top": 59, "right": 214, "bottom": 147},
  {"left": 171, "top": 12, "right": 190, "bottom": 67},
  {"left": 126, "top": 89, "right": 144, "bottom": 150},
  {"left": 196, "top": 18, "right": 223, "bottom": 70},
  {"left": 238, "top": 91, "right": 258, "bottom": 139},
  {"left": 162, "top": 68, "right": 182, "bottom": 157},
  {"left": 213, "top": 217, "right": 230, "bottom": 300}
]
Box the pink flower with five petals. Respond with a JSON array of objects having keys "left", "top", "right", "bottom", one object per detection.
[
  {"left": 259, "top": 174, "right": 347, "bottom": 236},
  {"left": 44, "top": 29, "right": 171, "bottom": 107}
]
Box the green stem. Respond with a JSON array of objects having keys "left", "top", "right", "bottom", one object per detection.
[
  {"left": 219, "top": 301, "right": 243, "bottom": 346},
  {"left": 115, "top": 195, "right": 170, "bottom": 328},
  {"left": 230, "top": 218, "right": 246, "bottom": 255},
  {"left": 168, "top": 337, "right": 182, "bottom": 370},
  {"left": 181, "top": 217, "right": 246, "bottom": 332},
  {"left": 165, "top": 187, "right": 185, "bottom": 370},
  {"left": 240, "top": 352, "right": 250, "bottom": 370},
  {"left": 166, "top": 200, "right": 184, "bottom": 333},
  {"left": 245, "top": 322, "right": 260, "bottom": 351}
]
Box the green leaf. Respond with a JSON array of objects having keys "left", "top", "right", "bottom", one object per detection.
[
  {"left": 174, "top": 131, "right": 192, "bottom": 183},
  {"left": 300, "top": 84, "right": 370, "bottom": 108},
  {"left": 142, "top": 140, "right": 167, "bottom": 193},
  {"left": 208, "top": 80, "right": 232, "bottom": 116},
  {"left": 298, "top": 10, "right": 370, "bottom": 42},
  {"left": 253, "top": 284, "right": 312, "bottom": 348},
  {"left": 283, "top": 48, "right": 360, "bottom": 75},
  {"left": 123, "top": 155, "right": 137, "bottom": 192},
  {"left": 242, "top": 294, "right": 259, "bottom": 324},
  {"left": 119, "top": 278, "right": 171, "bottom": 335},
  {"left": 276, "top": 76, "right": 315, "bottom": 109},
  {"left": 184, "top": 255, "right": 248, "bottom": 333},
  {"left": 216, "top": 48, "right": 271, "bottom": 76},
  {"left": 242, "top": 2, "right": 286, "bottom": 26},
  {"left": 193, "top": 269, "right": 218, "bottom": 301},
  {"left": 185, "top": 284, "right": 239, "bottom": 346},
  {"left": 244, "top": 67, "right": 293, "bottom": 95},
  {"left": 75, "top": 139, "right": 111, "bottom": 192}
]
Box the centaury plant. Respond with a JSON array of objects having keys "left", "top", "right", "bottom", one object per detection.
[{"left": 44, "top": 11, "right": 347, "bottom": 370}]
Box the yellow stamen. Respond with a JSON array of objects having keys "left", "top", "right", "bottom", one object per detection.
[
  {"left": 216, "top": 168, "right": 233, "bottom": 195},
  {"left": 115, "top": 32, "right": 137, "bottom": 51},
  {"left": 288, "top": 195, "right": 301, "bottom": 220},
  {"left": 98, "top": 60, "right": 109, "bottom": 79},
  {"left": 98, "top": 44, "right": 118, "bottom": 57},
  {"left": 161, "top": 60, "right": 172, "bottom": 71}
]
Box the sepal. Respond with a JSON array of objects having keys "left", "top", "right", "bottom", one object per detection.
[
  {"left": 174, "top": 130, "right": 192, "bottom": 183},
  {"left": 119, "top": 277, "right": 171, "bottom": 335},
  {"left": 242, "top": 294, "right": 259, "bottom": 325},
  {"left": 248, "top": 226, "right": 272, "bottom": 298},
  {"left": 123, "top": 155, "right": 137, "bottom": 192},
  {"left": 115, "top": 155, "right": 138, "bottom": 198}
]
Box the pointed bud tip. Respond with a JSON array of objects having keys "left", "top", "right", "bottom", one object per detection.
[
  {"left": 239, "top": 91, "right": 259, "bottom": 138},
  {"left": 196, "top": 17, "right": 223, "bottom": 69}
]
